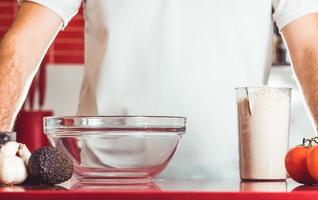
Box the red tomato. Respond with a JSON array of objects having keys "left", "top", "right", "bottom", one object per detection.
[
  {"left": 285, "top": 146, "right": 316, "bottom": 184},
  {"left": 307, "top": 145, "right": 318, "bottom": 181}
]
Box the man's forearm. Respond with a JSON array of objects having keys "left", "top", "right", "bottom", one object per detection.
[
  {"left": 0, "top": 2, "right": 62, "bottom": 131},
  {"left": 292, "top": 46, "right": 318, "bottom": 130},
  {"left": 282, "top": 13, "right": 318, "bottom": 132},
  {"left": 0, "top": 35, "right": 28, "bottom": 131}
]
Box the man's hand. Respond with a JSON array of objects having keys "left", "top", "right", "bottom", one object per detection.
[
  {"left": 283, "top": 13, "right": 318, "bottom": 131},
  {"left": 0, "top": 2, "right": 62, "bottom": 131}
]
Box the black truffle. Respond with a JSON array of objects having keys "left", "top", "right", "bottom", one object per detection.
[{"left": 28, "top": 146, "right": 73, "bottom": 185}]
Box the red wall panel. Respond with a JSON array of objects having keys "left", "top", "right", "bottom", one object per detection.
[{"left": 0, "top": 1, "right": 84, "bottom": 64}]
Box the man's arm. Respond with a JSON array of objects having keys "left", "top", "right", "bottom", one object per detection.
[
  {"left": 282, "top": 13, "right": 318, "bottom": 130},
  {"left": 0, "top": 2, "right": 62, "bottom": 131}
]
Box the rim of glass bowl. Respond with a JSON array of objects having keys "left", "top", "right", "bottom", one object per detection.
[{"left": 44, "top": 116, "right": 186, "bottom": 136}]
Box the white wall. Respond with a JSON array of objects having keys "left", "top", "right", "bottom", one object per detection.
[{"left": 43, "top": 64, "right": 84, "bottom": 116}]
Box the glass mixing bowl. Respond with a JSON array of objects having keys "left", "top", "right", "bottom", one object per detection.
[{"left": 44, "top": 116, "right": 186, "bottom": 184}]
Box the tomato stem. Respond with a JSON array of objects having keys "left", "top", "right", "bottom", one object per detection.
[
  {"left": 312, "top": 136, "right": 318, "bottom": 145},
  {"left": 302, "top": 138, "right": 313, "bottom": 147}
]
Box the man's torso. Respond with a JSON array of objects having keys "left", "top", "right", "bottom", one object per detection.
[{"left": 80, "top": 0, "right": 273, "bottom": 178}]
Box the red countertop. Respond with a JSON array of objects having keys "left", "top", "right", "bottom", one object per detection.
[{"left": 0, "top": 178, "right": 317, "bottom": 200}]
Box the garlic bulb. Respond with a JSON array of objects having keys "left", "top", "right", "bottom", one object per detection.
[
  {"left": 17, "top": 144, "right": 31, "bottom": 164},
  {"left": 0, "top": 154, "right": 28, "bottom": 184},
  {"left": 0, "top": 142, "right": 31, "bottom": 185},
  {"left": 0, "top": 142, "right": 19, "bottom": 156}
]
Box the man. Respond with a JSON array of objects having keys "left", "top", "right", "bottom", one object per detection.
[{"left": 0, "top": 0, "right": 318, "bottom": 178}]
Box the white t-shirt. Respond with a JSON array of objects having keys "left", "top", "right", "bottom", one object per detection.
[{"left": 22, "top": 0, "right": 318, "bottom": 178}]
